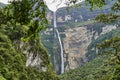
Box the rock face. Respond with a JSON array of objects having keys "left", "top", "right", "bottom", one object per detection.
[
  {"left": 63, "top": 27, "right": 88, "bottom": 70},
  {"left": 45, "top": 3, "right": 115, "bottom": 72},
  {"left": 13, "top": 39, "right": 49, "bottom": 72},
  {"left": 63, "top": 25, "right": 117, "bottom": 71}
]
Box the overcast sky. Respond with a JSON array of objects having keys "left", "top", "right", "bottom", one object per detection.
[
  {"left": 0, "top": 0, "right": 66, "bottom": 11},
  {"left": 0, "top": 0, "right": 9, "bottom": 4},
  {"left": 0, "top": 0, "right": 84, "bottom": 12},
  {"left": 44, "top": 0, "right": 84, "bottom": 12}
]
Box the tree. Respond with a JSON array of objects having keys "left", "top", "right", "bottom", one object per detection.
[
  {"left": 69, "top": 0, "right": 120, "bottom": 23},
  {"left": 0, "top": 0, "right": 59, "bottom": 80},
  {"left": 1, "top": 0, "right": 119, "bottom": 39},
  {"left": 0, "top": 0, "right": 119, "bottom": 79},
  {"left": 93, "top": 0, "right": 120, "bottom": 23},
  {"left": 0, "top": 0, "right": 48, "bottom": 40},
  {"left": 97, "top": 36, "right": 120, "bottom": 79}
]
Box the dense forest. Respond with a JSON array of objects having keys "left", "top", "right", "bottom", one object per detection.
[
  {"left": 0, "top": 0, "right": 120, "bottom": 80},
  {"left": 0, "top": 0, "right": 58, "bottom": 80}
]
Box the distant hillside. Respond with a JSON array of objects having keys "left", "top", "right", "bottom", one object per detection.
[
  {"left": 0, "top": 2, "right": 5, "bottom": 7},
  {"left": 59, "top": 20, "right": 120, "bottom": 80},
  {"left": 43, "top": 0, "right": 118, "bottom": 73},
  {"left": 46, "top": 0, "right": 117, "bottom": 24}
]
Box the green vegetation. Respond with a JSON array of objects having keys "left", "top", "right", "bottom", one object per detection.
[
  {"left": 0, "top": 0, "right": 120, "bottom": 79},
  {"left": 97, "top": 36, "right": 120, "bottom": 80},
  {"left": 0, "top": 0, "right": 58, "bottom": 80},
  {"left": 65, "top": 20, "right": 95, "bottom": 28},
  {"left": 59, "top": 19, "right": 120, "bottom": 80},
  {"left": 67, "top": 0, "right": 120, "bottom": 23},
  {"left": 59, "top": 55, "right": 114, "bottom": 80},
  {"left": 87, "top": 23, "right": 120, "bottom": 60},
  {"left": 95, "top": 0, "right": 120, "bottom": 23},
  {"left": 0, "top": 24, "right": 58, "bottom": 80},
  {"left": 59, "top": 26, "right": 120, "bottom": 80}
]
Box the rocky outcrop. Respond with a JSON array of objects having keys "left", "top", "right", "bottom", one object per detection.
[
  {"left": 63, "top": 27, "right": 88, "bottom": 70},
  {"left": 63, "top": 25, "right": 117, "bottom": 71},
  {"left": 13, "top": 39, "right": 49, "bottom": 72},
  {"left": 0, "top": 25, "right": 58, "bottom": 80}
]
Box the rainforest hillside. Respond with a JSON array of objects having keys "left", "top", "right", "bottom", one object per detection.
[
  {"left": 0, "top": 1, "right": 58, "bottom": 80},
  {"left": 0, "top": 0, "right": 120, "bottom": 80}
]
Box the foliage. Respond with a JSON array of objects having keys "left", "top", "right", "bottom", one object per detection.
[
  {"left": 70, "top": 0, "right": 120, "bottom": 23},
  {"left": 69, "top": 0, "right": 106, "bottom": 9},
  {"left": 0, "top": 0, "right": 119, "bottom": 79},
  {"left": 94, "top": 0, "right": 120, "bottom": 23},
  {"left": 65, "top": 20, "right": 95, "bottom": 28},
  {"left": 59, "top": 55, "right": 113, "bottom": 80},
  {"left": 0, "top": 0, "right": 48, "bottom": 40},
  {"left": 95, "top": 13, "right": 120, "bottom": 23},
  {"left": 59, "top": 33, "right": 120, "bottom": 80},
  {"left": 97, "top": 36, "right": 120, "bottom": 80},
  {"left": 111, "top": 0, "right": 120, "bottom": 12},
  {"left": 59, "top": 17, "right": 120, "bottom": 80},
  {"left": 0, "top": 76, "right": 6, "bottom": 80},
  {"left": 0, "top": 0, "right": 59, "bottom": 80},
  {"left": 87, "top": 24, "right": 120, "bottom": 60},
  {"left": 85, "top": 0, "right": 106, "bottom": 10},
  {"left": 0, "top": 19, "right": 58, "bottom": 80}
]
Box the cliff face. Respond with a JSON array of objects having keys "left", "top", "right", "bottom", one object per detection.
[
  {"left": 45, "top": 10, "right": 117, "bottom": 72},
  {"left": 13, "top": 39, "right": 49, "bottom": 71},
  {"left": 63, "top": 25, "right": 117, "bottom": 71},
  {"left": 63, "top": 27, "right": 88, "bottom": 70},
  {"left": 44, "top": 1, "right": 116, "bottom": 73}
]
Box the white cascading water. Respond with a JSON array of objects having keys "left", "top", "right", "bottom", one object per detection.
[
  {"left": 44, "top": 0, "right": 85, "bottom": 74},
  {"left": 56, "top": 29, "right": 64, "bottom": 73},
  {"left": 53, "top": 12, "right": 64, "bottom": 73}
]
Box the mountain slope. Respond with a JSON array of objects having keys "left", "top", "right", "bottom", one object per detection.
[
  {"left": 59, "top": 55, "right": 114, "bottom": 80},
  {"left": 0, "top": 17, "right": 58, "bottom": 80},
  {"left": 0, "top": 2, "right": 5, "bottom": 7},
  {"left": 59, "top": 22, "right": 120, "bottom": 80}
]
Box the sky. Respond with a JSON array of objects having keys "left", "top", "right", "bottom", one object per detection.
[
  {"left": 44, "top": 0, "right": 84, "bottom": 12},
  {"left": 0, "top": 0, "right": 84, "bottom": 12},
  {"left": 0, "top": 0, "right": 9, "bottom": 4},
  {"left": 44, "top": 0, "right": 67, "bottom": 12},
  {"left": 0, "top": 0, "right": 66, "bottom": 11},
  {"left": 0, "top": 0, "right": 68, "bottom": 11}
]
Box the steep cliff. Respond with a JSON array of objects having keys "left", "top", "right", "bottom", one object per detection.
[
  {"left": 63, "top": 23, "right": 117, "bottom": 71},
  {"left": 42, "top": 0, "right": 118, "bottom": 73},
  {"left": 59, "top": 21, "right": 120, "bottom": 80},
  {"left": 41, "top": 20, "right": 118, "bottom": 73}
]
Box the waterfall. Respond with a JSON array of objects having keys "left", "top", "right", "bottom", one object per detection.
[
  {"left": 44, "top": 0, "right": 85, "bottom": 74},
  {"left": 56, "top": 29, "right": 64, "bottom": 73},
  {"left": 53, "top": 12, "right": 64, "bottom": 74}
]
